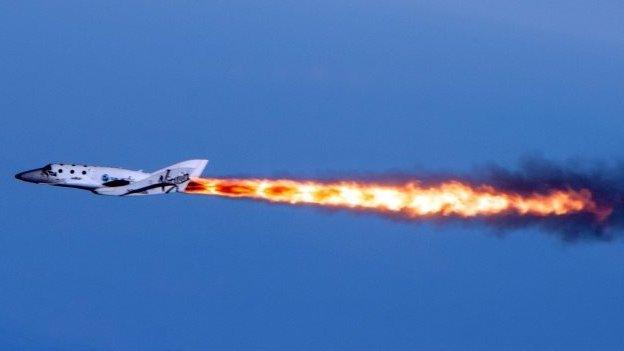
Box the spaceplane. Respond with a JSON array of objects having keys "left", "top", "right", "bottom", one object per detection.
[{"left": 15, "top": 159, "right": 208, "bottom": 196}]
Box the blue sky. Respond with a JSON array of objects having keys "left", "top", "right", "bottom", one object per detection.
[{"left": 2, "top": 1, "right": 624, "bottom": 350}]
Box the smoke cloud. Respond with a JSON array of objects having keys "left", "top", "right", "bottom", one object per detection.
[{"left": 470, "top": 157, "right": 624, "bottom": 241}]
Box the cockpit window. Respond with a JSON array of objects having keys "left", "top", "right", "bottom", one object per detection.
[{"left": 40, "top": 164, "right": 57, "bottom": 176}]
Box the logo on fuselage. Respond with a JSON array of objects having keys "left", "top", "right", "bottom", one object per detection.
[{"left": 162, "top": 170, "right": 190, "bottom": 185}]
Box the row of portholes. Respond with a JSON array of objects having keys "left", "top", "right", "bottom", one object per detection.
[{"left": 58, "top": 168, "right": 87, "bottom": 175}]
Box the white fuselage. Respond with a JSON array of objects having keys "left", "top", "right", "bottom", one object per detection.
[{"left": 17, "top": 163, "right": 149, "bottom": 189}]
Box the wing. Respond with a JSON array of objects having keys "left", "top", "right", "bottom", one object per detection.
[{"left": 93, "top": 159, "right": 208, "bottom": 196}]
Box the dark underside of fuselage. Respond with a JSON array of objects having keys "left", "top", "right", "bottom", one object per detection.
[
  {"left": 122, "top": 182, "right": 178, "bottom": 196},
  {"left": 51, "top": 184, "right": 99, "bottom": 191}
]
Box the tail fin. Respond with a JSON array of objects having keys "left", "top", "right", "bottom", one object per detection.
[
  {"left": 153, "top": 159, "right": 208, "bottom": 177},
  {"left": 158, "top": 159, "right": 208, "bottom": 192}
]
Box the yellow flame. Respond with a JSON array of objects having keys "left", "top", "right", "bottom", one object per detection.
[{"left": 185, "top": 178, "right": 611, "bottom": 220}]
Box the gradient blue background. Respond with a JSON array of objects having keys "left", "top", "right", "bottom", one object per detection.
[{"left": 2, "top": 1, "right": 624, "bottom": 350}]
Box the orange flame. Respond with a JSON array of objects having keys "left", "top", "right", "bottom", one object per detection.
[{"left": 185, "top": 178, "right": 612, "bottom": 220}]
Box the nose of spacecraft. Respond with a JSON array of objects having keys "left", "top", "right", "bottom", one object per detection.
[{"left": 15, "top": 168, "right": 44, "bottom": 183}]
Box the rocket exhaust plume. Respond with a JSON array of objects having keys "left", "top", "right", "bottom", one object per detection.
[
  {"left": 185, "top": 158, "right": 624, "bottom": 241},
  {"left": 186, "top": 179, "right": 607, "bottom": 218}
]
